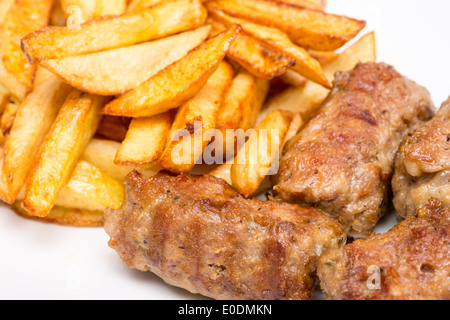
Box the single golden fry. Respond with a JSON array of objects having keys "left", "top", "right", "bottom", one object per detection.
[
  {"left": 209, "top": 9, "right": 330, "bottom": 87},
  {"left": 102, "top": 25, "right": 241, "bottom": 118},
  {"left": 40, "top": 26, "right": 211, "bottom": 95},
  {"left": 61, "top": 0, "right": 127, "bottom": 21},
  {"left": 257, "top": 32, "right": 377, "bottom": 122},
  {"left": 95, "top": 116, "right": 130, "bottom": 142},
  {"left": 22, "top": 90, "right": 108, "bottom": 217},
  {"left": 207, "top": 0, "right": 365, "bottom": 51},
  {"left": 115, "top": 112, "right": 174, "bottom": 166},
  {"left": 55, "top": 160, "right": 125, "bottom": 211},
  {"left": 216, "top": 69, "right": 269, "bottom": 159},
  {"left": 0, "top": 76, "right": 71, "bottom": 204},
  {"left": 0, "top": 96, "right": 21, "bottom": 135},
  {"left": 211, "top": 20, "right": 295, "bottom": 79},
  {"left": 158, "top": 61, "right": 234, "bottom": 173},
  {"left": 231, "top": 109, "right": 293, "bottom": 197},
  {"left": 22, "top": 0, "right": 207, "bottom": 63},
  {"left": 0, "top": 0, "right": 53, "bottom": 99},
  {"left": 82, "top": 138, "right": 161, "bottom": 182},
  {"left": 11, "top": 202, "right": 104, "bottom": 227}
]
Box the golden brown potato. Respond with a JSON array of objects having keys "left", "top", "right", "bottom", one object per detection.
[
  {"left": 115, "top": 112, "right": 174, "bottom": 166},
  {"left": 231, "top": 109, "right": 293, "bottom": 197},
  {"left": 102, "top": 25, "right": 241, "bottom": 118},
  {"left": 22, "top": 0, "right": 207, "bottom": 63},
  {"left": 95, "top": 116, "right": 130, "bottom": 142},
  {"left": 158, "top": 61, "right": 234, "bottom": 173},
  {"left": 258, "top": 32, "right": 377, "bottom": 122},
  {"left": 207, "top": 0, "right": 365, "bottom": 51},
  {"left": 82, "top": 138, "right": 161, "bottom": 182},
  {"left": 0, "top": 76, "right": 71, "bottom": 204},
  {"left": 0, "top": 95, "right": 21, "bottom": 135},
  {"left": 0, "top": 0, "right": 53, "bottom": 99},
  {"left": 40, "top": 26, "right": 211, "bottom": 95},
  {"left": 216, "top": 69, "right": 269, "bottom": 159},
  {"left": 209, "top": 9, "right": 330, "bottom": 88},
  {"left": 210, "top": 20, "right": 296, "bottom": 80},
  {"left": 22, "top": 90, "right": 108, "bottom": 217}
]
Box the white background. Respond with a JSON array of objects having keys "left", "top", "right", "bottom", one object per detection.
[{"left": 0, "top": 0, "right": 449, "bottom": 300}]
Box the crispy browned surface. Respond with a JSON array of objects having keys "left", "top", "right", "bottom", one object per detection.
[
  {"left": 392, "top": 99, "right": 450, "bottom": 219},
  {"left": 104, "top": 172, "right": 346, "bottom": 300},
  {"left": 317, "top": 199, "right": 450, "bottom": 300},
  {"left": 274, "top": 63, "right": 434, "bottom": 238}
]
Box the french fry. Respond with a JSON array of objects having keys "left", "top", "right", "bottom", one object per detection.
[
  {"left": 209, "top": 9, "right": 330, "bottom": 87},
  {"left": 1, "top": 95, "right": 21, "bottom": 135},
  {"left": 53, "top": 160, "right": 125, "bottom": 211},
  {"left": 22, "top": 90, "right": 108, "bottom": 217},
  {"left": 216, "top": 69, "right": 269, "bottom": 159},
  {"left": 82, "top": 138, "right": 161, "bottom": 182},
  {"left": 0, "top": 76, "right": 71, "bottom": 204},
  {"left": 209, "top": 162, "right": 233, "bottom": 185},
  {"left": 257, "top": 32, "right": 377, "bottom": 122},
  {"left": 309, "top": 49, "right": 338, "bottom": 64},
  {"left": 115, "top": 112, "right": 174, "bottom": 166},
  {"left": 207, "top": 0, "right": 365, "bottom": 51},
  {"left": 102, "top": 25, "right": 241, "bottom": 118},
  {"left": 95, "top": 116, "right": 130, "bottom": 142},
  {"left": 158, "top": 61, "right": 234, "bottom": 173},
  {"left": 22, "top": 0, "right": 207, "bottom": 63},
  {"left": 230, "top": 109, "right": 293, "bottom": 197},
  {"left": 0, "top": 0, "right": 53, "bottom": 100},
  {"left": 40, "top": 26, "right": 211, "bottom": 95},
  {"left": 11, "top": 202, "right": 104, "bottom": 227},
  {"left": 61, "top": 0, "right": 127, "bottom": 21},
  {"left": 211, "top": 20, "right": 295, "bottom": 80}
]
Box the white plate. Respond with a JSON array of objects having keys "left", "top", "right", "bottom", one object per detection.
[{"left": 1, "top": 0, "right": 449, "bottom": 300}]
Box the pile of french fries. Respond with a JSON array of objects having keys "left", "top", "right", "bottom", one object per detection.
[{"left": 0, "top": 0, "right": 376, "bottom": 226}]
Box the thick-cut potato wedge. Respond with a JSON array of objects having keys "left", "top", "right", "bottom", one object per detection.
[
  {"left": 22, "top": 90, "right": 108, "bottom": 217},
  {"left": 95, "top": 116, "right": 129, "bottom": 142},
  {"left": 211, "top": 20, "right": 295, "bottom": 80},
  {"left": 54, "top": 160, "right": 124, "bottom": 211},
  {"left": 115, "top": 112, "right": 174, "bottom": 166},
  {"left": 0, "top": 0, "right": 53, "bottom": 100},
  {"left": 231, "top": 109, "right": 293, "bottom": 197},
  {"left": 102, "top": 25, "right": 240, "bottom": 118},
  {"left": 0, "top": 95, "right": 21, "bottom": 135},
  {"left": 21, "top": 0, "right": 207, "bottom": 63},
  {"left": 158, "top": 61, "right": 234, "bottom": 173},
  {"left": 0, "top": 76, "right": 71, "bottom": 204},
  {"left": 82, "top": 138, "right": 161, "bottom": 181},
  {"left": 207, "top": 0, "right": 365, "bottom": 51},
  {"left": 11, "top": 202, "right": 104, "bottom": 227},
  {"left": 257, "top": 32, "right": 376, "bottom": 122},
  {"left": 216, "top": 69, "right": 269, "bottom": 159},
  {"left": 40, "top": 26, "right": 211, "bottom": 95},
  {"left": 61, "top": 0, "right": 127, "bottom": 21},
  {"left": 210, "top": 9, "right": 330, "bottom": 87}
]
